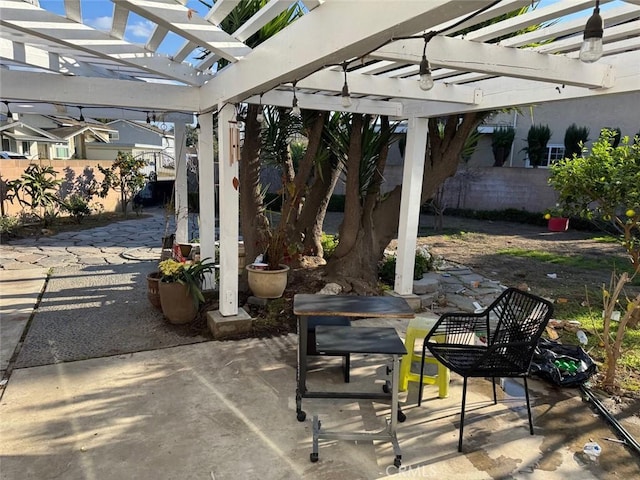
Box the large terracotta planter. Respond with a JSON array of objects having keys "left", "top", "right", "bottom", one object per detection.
[
  {"left": 246, "top": 264, "right": 290, "bottom": 299},
  {"left": 548, "top": 217, "right": 569, "bottom": 232},
  {"left": 146, "top": 271, "right": 162, "bottom": 310},
  {"left": 158, "top": 281, "right": 198, "bottom": 324}
]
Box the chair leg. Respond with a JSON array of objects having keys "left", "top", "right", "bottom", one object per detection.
[
  {"left": 523, "top": 377, "right": 534, "bottom": 435},
  {"left": 343, "top": 354, "right": 350, "bottom": 383},
  {"left": 418, "top": 343, "right": 427, "bottom": 407},
  {"left": 492, "top": 377, "right": 497, "bottom": 404},
  {"left": 459, "top": 377, "right": 468, "bottom": 452}
]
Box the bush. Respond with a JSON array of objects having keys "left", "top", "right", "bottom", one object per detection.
[
  {"left": 378, "top": 247, "right": 433, "bottom": 286},
  {"left": 0, "top": 215, "right": 20, "bottom": 236},
  {"left": 320, "top": 233, "right": 338, "bottom": 258},
  {"left": 61, "top": 194, "right": 92, "bottom": 223}
]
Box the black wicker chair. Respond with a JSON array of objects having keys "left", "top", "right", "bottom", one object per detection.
[{"left": 419, "top": 288, "right": 553, "bottom": 452}]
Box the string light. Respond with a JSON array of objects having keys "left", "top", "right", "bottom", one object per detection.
[
  {"left": 256, "top": 93, "right": 264, "bottom": 123},
  {"left": 341, "top": 62, "right": 352, "bottom": 108},
  {"left": 291, "top": 81, "right": 301, "bottom": 116},
  {"left": 146, "top": 112, "right": 151, "bottom": 124},
  {"left": 195, "top": 114, "right": 201, "bottom": 130},
  {"left": 579, "top": 1, "right": 603, "bottom": 63},
  {"left": 418, "top": 33, "right": 435, "bottom": 91},
  {"left": 78, "top": 106, "right": 85, "bottom": 122}
]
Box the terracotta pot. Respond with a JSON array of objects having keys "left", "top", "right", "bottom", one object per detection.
[
  {"left": 246, "top": 264, "right": 290, "bottom": 299},
  {"left": 158, "top": 281, "right": 198, "bottom": 324},
  {"left": 146, "top": 271, "right": 162, "bottom": 310},
  {"left": 548, "top": 217, "right": 569, "bottom": 232}
]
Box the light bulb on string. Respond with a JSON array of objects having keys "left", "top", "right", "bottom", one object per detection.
[
  {"left": 256, "top": 94, "right": 264, "bottom": 123},
  {"left": 291, "top": 82, "right": 301, "bottom": 116},
  {"left": 579, "top": 1, "right": 603, "bottom": 63},
  {"left": 341, "top": 62, "right": 352, "bottom": 108}
]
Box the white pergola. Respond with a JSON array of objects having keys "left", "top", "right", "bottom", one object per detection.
[{"left": 1, "top": 0, "right": 639, "bottom": 318}]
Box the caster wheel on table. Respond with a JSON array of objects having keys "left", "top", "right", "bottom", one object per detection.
[
  {"left": 397, "top": 410, "right": 406, "bottom": 423},
  {"left": 297, "top": 411, "right": 306, "bottom": 422},
  {"left": 382, "top": 383, "right": 390, "bottom": 394},
  {"left": 310, "top": 453, "right": 319, "bottom": 463},
  {"left": 394, "top": 456, "right": 402, "bottom": 468}
]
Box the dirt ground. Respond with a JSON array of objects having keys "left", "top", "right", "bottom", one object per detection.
[{"left": 416, "top": 215, "right": 634, "bottom": 301}]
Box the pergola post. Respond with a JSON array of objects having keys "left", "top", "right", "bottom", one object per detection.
[
  {"left": 217, "top": 104, "right": 239, "bottom": 316},
  {"left": 173, "top": 122, "right": 189, "bottom": 243},
  {"left": 197, "top": 112, "right": 216, "bottom": 291},
  {"left": 395, "top": 117, "right": 428, "bottom": 296}
]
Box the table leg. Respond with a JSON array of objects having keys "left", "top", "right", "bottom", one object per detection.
[{"left": 296, "top": 315, "right": 309, "bottom": 422}]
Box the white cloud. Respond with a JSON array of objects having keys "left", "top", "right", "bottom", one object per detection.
[
  {"left": 127, "top": 20, "right": 154, "bottom": 39},
  {"left": 86, "top": 16, "right": 113, "bottom": 32}
]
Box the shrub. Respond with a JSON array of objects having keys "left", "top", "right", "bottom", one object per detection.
[
  {"left": 61, "top": 194, "right": 92, "bottom": 223},
  {"left": 321, "top": 233, "right": 339, "bottom": 258},
  {"left": 0, "top": 215, "right": 20, "bottom": 236},
  {"left": 378, "top": 247, "right": 433, "bottom": 286}
]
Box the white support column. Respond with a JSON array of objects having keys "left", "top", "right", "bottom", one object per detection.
[
  {"left": 395, "top": 117, "right": 428, "bottom": 296},
  {"left": 217, "top": 103, "right": 239, "bottom": 316},
  {"left": 173, "top": 122, "right": 189, "bottom": 243},
  {"left": 198, "top": 112, "right": 216, "bottom": 291}
]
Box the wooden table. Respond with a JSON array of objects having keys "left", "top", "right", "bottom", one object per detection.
[{"left": 293, "top": 294, "right": 414, "bottom": 467}]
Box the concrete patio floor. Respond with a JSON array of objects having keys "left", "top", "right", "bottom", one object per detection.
[
  {"left": 1, "top": 211, "right": 639, "bottom": 479},
  {"left": 2, "top": 316, "right": 639, "bottom": 479}
]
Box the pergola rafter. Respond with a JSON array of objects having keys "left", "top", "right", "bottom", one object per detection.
[{"left": 1, "top": 0, "right": 639, "bottom": 317}]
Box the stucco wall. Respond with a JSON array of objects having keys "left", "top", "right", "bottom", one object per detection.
[{"left": 1, "top": 159, "right": 121, "bottom": 216}]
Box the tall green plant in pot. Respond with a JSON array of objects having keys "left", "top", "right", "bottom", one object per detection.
[
  {"left": 491, "top": 126, "right": 515, "bottom": 167},
  {"left": 564, "top": 123, "right": 589, "bottom": 159},
  {"left": 523, "top": 124, "right": 551, "bottom": 167}
]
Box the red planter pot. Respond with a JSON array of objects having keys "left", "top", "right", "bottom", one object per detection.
[{"left": 548, "top": 217, "right": 569, "bottom": 232}]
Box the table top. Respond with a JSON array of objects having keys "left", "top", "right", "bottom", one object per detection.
[
  {"left": 315, "top": 326, "right": 407, "bottom": 355},
  {"left": 293, "top": 294, "right": 414, "bottom": 318}
]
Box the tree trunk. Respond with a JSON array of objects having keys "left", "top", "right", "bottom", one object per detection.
[
  {"left": 298, "top": 154, "right": 343, "bottom": 257},
  {"left": 239, "top": 104, "right": 270, "bottom": 272},
  {"left": 325, "top": 112, "right": 487, "bottom": 292}
]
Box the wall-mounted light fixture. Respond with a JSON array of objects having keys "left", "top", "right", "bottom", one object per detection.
[
  {"left": 292, "top": 81, "right": 301, "bottom": 116},
  {"left": 419, "top": 33, "right": 435, "bottom": 91},
  {"left": 341, "top": 62, "right": 352, "bottom": 108},
  {"left": 579, "top": 0, "right": 603, "bottom": 63}
]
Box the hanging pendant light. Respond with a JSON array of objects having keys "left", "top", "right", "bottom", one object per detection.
[
  {"left": 292, "top": 82, "right": 301, "bottom": 116},
  {"left": 256, "top": 94, "right": 265, "bottom": 123},
  {"left": 341, "top": 62, "right": 352, "bottom": 108},
  {"left": 419, "top": 34, "right": 434, "bottom": 91},
  {"left": 579, "top": 1, "right": 603, "bottom": 63}
]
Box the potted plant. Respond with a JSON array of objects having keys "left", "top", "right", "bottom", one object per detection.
[
  {"left": 157, "top": 257, "right": 215, "bottom": 324},
  {"left": 491, "top": 126, "right": 515, "bottom": 167},
  {"left": 543, "top": 205, "right": 569, "bottom": 232},
  {"left": 245, "top": 227, "right": 291, "bottom": 299},
  {"left": 523, "top": 124, "right": 552, "bottom": 167}
]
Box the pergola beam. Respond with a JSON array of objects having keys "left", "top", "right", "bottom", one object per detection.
[
  {"left": 402, "top": 53, "right": 639, "bottom": 117},
  {"left": 371, "top": 36, "right": 615, "bottom": 89},
  {"left": 298, "top": 69, "right": 481, "bottom": 104},
  {"left": 117, "top": 0, "right": 251, "bottom": 62},
  {"left": 0, "top": 0, "right": 205, "bottom": 85},
  {"left": 0, "top": 70, "right": 199, "bottom": 115},
  {"left": 200, "top": 0, "right": 498, "bottom": 107}
]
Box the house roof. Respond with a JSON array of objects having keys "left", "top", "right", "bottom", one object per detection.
[
  {"left": 0, "top": 1, "right": 637, "bottom": 122},
  {"left": 107, "top": 119, "right": 174, "bottom": 138},
  {"left": 0, "top": 121, "right": 63, "bottom": 143}
]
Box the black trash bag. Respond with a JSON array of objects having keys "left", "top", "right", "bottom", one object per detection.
[{"left": 529, "top": 338, "right": 598, "bottom": 387}]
